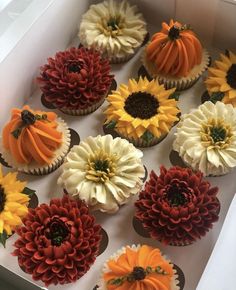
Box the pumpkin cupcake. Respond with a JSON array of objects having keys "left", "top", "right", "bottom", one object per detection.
[
  {"left": 97, "top": 244, "right": 181, "bottom": 289},
  {"left": 135, "top": 166, "right": 220, "bottom": 246},
  {"left": 143, "top": 20, "right": 210, "bottom": 90},
  {"left": 37, "top": 47, "right": 113, "bottom": 115},
  {"left": 173, "top": 101, "right": 236, "bottom": 176},
  {"left": 0, "top": 105, "right": 70, "bottom": 175},
  {"left": 104, "top": 77, "right": 180, "bottom": 147},
  {"left": 79, "top": 0, "right": 147, "bottom": 63},
  {"left": 205, "top": 51, "right": 236, "bottom": 106}
]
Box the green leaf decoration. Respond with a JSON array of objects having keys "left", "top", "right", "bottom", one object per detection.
[
  {"left": 0, "top": 230, "right": 8, "bottom": 248},
  {"left": 169, "top": 91, "right": 180, "bottom": 101},
  {"left": 106, "top": 120, "right": 117, "bottom": 129},
  {"left": 22, "top": 187, "right": 36, "bottom": 197},
  {"left": 11, "top": 128, "right": 22, "bottom": 139},
  {"left": 209, "top": 92, "right": 224, "bottom": 104},
  {"left": 141, "top": 131, "right": 154, "bottom": 143}
]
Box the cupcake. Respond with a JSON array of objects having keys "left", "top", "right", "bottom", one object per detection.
[
  {"left": 13, "top": 195, "right": 101, "bottom": 286},
  {"left": 0, "top": 166, "right": 30, "bottom": 247},
  {"left": 0, "top": 105, "right": 70, "bottom": 175},
  {"left": 143, "top": 20, "right": 210, "bottom": 90},
  {"left": 58, "top": 135, "right": 145, "bottom": 213},
  {"left": 97, "top": 244, "right": 180, "bottom": 289},
  {"left": 135, "top": 166, "right": 220, "bottom": 246},
  {"left": 37, "top": 47, "right": 113, "bottom": 115},
  {"left": 173, "top": 101, "right": 236, "bottom": 176},
  {"left": 104, "top": 77, "right": 180, "bottom": 147},
  {"left": 79, "top": 0, "right": 147, "bottom": 63},
  {"left": 205, "top": 51, "right": 236, "bottom": 106}
]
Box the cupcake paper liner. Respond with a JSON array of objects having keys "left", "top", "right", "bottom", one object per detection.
[
  {"left": 60, "top": 96, "right": 106, "bottom": 116},
  {"left": 142, "top": 47, "right": 210, "bottom": 90},
  {"left": 0, "top": 117, "right": 70, "bottom": 175}
]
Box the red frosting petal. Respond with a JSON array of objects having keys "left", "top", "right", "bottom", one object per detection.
[
  {"left": 13, "top": 195, "right": 102, "bottom": 286},
  {"left": 135, "top": 166, "right": 220, "bottom": 245}
]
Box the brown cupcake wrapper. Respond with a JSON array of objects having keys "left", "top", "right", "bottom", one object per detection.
[
  {"left": 142, "top": 47, "right": 210, "bottom": 90},
  {"left": 60, "top": 97, "right": 105, "bottom": 116},
  {"left": 0, "top": 117, "right": 71, "bottom": 176}
]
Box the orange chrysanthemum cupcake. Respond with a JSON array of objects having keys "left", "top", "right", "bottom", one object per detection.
[
  {"left": 0, "top": 105, "right": 70, "bottom": 175},
  {"left": 142, "top": 20, "right": 210, "bottom": 90},
  {"left": 97, "top": 244, "right": 181, "bottom": 290}
]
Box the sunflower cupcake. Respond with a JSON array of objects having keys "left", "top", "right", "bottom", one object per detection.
[
  {"left": 205, "top": 51, "right": 236, "bottom": 106},
  {"left": 13, "top": 195, "right": 101, "bottom": 286},
  {"left": 37, "top": 47, "right": 113, "bottom": 115},
  {"left": 0, "top": 105, "right": 70, "bottom": 175},
  {"left": 0, "top": 166, "right": 30, "bottom": 247},
  {"left": 135, "top": 166, "right": 220, "bottom": 246},
  {"left": 142, "top": 20, "right": 210, "bottom": 90},
  {"left": 173, "top": 101, "right": 236, "bottom": 176},
  {"left": 97, "top": 244, "right": 181, "bottom": 290},
  {"left": 104, "top": 77, "right": 180, "bottom": 147},
  {"left": 58, "top": 135, "right": 145, "bottom": 213},
  {"left": 79, "top": 0, "right": 147, "bottom": 63}
]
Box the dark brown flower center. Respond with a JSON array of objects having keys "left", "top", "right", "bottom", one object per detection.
[
  {"left": 21, "top": 110, "right": 36, "bottom": 125},
  {"left": 210, "top": 126, "right": 226, "bottom": 143},
  {"left": 94, "top": 160, "right": 109, "bottom": 173},
  {"left": 107, "top": 18, "right": 119, "bottom": 31},
  {"left": 165, "top": 180, "right": 193, "bottom": 206},
  {"left": 45, "top": 218, "right": 70, "bottom": 246},
  {"left": 0, "top": 185, "right": 6, "bottom": 212},
  {"left": 226, "top": 64, "right": 236, "bottom": 89},
  {"left": 67, "top": 60, "right": 83, "bottom": 73},
  {"left": 168, "top": 26, "right": 180, "bottom": 40},
  {"left": 130, "top": 267, "right": 146, "bottom": 281},
  {"left": 124, "top": 92, "right": 159, "bottom": 119}
]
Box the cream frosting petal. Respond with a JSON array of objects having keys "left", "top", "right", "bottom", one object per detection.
[
  {"left": 58, "top": 135, "right": 144, "bottom": 213},
  {"left": 78, "top": 0, "right": 147, "bottom": 60},
  {"left": 173, "top": 101, "right": 236, "bottom": 176}
]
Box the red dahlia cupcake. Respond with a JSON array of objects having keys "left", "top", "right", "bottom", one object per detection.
[
  {"left": 37, "top": 47, "right": 114, "bottom": 115},
  {"left": 135, "top": 166, "right": 220, "bottom": 246},
  {"left": 13, "top": 195, "right": 101, "bottom": 286}
]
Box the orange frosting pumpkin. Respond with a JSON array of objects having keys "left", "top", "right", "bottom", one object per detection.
[
  {"left": 146, "top": 19, "right": 202, "bottom": 77},
  {"left": 2, "top": 106, "right": 62, "bottom": 165},
  {"left": 104, "top": 245, "right": 174, "bottom": 290}
]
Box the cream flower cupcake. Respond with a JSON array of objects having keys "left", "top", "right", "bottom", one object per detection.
[
  {"left": 58, "top": 135, "right": 145, "bottom": 213},
  {"left": 205, "top": 51, "right": 236, "bottom": 106},
  {"left": 79, "top": 0, "right": 147, "bottom": 63},
  {"left": 104, "top": 77, "right": 180, "bottom": 147},
  {"left": 173, "top": 101, "right": 236, "bottom": 176},
  {"left": 97, "top": 244, "right": 180, "bottom": 290}
]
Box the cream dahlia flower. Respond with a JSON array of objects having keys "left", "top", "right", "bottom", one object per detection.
[
  {"left": 173, "top": 101, "right": 236, "bottom": 176},
  {"left": 58, "top": 135, "right": 145, "bottom": 213},
  {"left": 78, "top": 0, "right": 147, "bottom": 62}
]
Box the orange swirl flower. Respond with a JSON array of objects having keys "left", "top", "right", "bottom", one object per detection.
[
  {"left": 146, "top": 19, "right": 202, "bottom": 77},
  {"left": 2, "top": 106, "right": 62, "bottom": 165},
  {"left": 102, "top": 245, "right": 175, "bottom": 290}
]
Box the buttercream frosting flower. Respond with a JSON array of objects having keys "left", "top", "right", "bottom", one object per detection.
[
  {"left": 97, "top": 244, "right": 179, "bottom": 290},
  {"left": 173, "top": 101, "right": 236, "bottom": 176},
  {"left": 0, "top": 166, "right": 30, "bottom": 246},
  {"left": 58, "top": 135, "right": 145, "bottom": 213},
  {"left": 142, "top": 20, "right": 210, "bottom": 90},
  {"left": 1, "top": 105, "right": 70, "bottom": 175},
  {"left": 135, "top": 166, "right": 220, "bottom": 246},
  {"left": 205, "top": 51, "right": 236, "bottom": 107},
  {"left": 104, "top": 77, "right": 180, "bottom": 147},
  {"left": 37, "top": 47, "right": 113, "bottom": 115},
  {"left": 13, "top": 195, "right": 101, "bottom": 286},
  {"left": 79, "top": 0, "right": 147, "bottom": 63}
]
